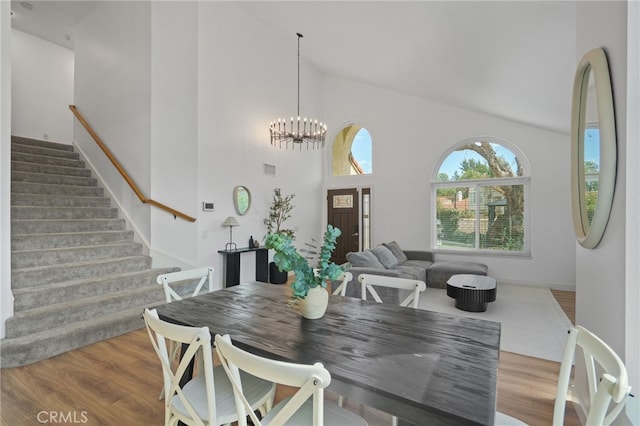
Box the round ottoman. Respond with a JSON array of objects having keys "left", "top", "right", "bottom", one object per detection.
[{"left": 446, "top": 274, "right": 497, "bottom": 312}]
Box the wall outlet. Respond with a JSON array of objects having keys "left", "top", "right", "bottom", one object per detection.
[{"left": 202, "top": 202, "right": 214, "bottom": 211}]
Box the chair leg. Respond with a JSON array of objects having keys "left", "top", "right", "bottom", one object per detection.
[{"left": 392, "top": 415, "right": 398, "bottom": 426}]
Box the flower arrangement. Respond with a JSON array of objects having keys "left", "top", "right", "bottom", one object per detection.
[{"left": 264, "top": 225, "right": 344, "bottom": 301}]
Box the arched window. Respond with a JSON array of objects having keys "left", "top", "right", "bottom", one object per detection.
[
  {"left": 432, "top": 137, "right": 530, "bottom": 254},
  {"left": 332, "top": 125, "right": 372, "bottom": 176}
]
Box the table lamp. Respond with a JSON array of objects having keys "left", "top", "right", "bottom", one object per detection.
[{"left": 222, "top": 216, "right": 240, "bottom": 251}]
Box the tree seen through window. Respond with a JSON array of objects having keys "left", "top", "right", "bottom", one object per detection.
[{"left": 434, "top": 140, "right": 528, "bottom": 253}]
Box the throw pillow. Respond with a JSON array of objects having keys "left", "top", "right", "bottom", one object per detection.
[
  {"left": 346, "top": 250, "right": 384, "bottom": 269},
  {"left": 383, "top": 241, "right": 408, "bottom": 263},
  {"left": 371, "top": 245, "right": 399, "bottom": 269}
]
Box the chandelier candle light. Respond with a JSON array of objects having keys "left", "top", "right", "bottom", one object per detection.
[{"left": 269, "top": 33, "right": 327, "bottom": 150}]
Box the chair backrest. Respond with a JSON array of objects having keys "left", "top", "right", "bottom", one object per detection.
[
  {"left": 144, "top": 308, "right": 216, "bottom": 426},
  {"left": 358, "top": 273, "right": 426, "bottom": 308},
  {"left": 553, "top": 325, "right": 631, "bottom": 426},
  {"left": 215, "top": 334, "right": 331, "bottom": 426},
  {"left": 331, "top": 271, "right": 353, "bottom": 296},
  {"left": 157, "top": 266, "right": 214, "bottom": 303}
]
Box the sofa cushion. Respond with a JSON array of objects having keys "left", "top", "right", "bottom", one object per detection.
[
  {"left": 370, "top": 245, "right": 399, "bottom": 269},
  {"left": 394, "top": 265, "right": 428, "bottom": 283},
  {"left": 383, "top": 241, "right": 408, "bottom": 263},
  {"left": 427, "top": 261, "right": 488, "bottom": 289},
  {"left": 346, "top": 250, "right": 384, "bottom": 269}
]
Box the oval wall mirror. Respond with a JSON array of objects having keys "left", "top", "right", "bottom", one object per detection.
[
  {"left": 233, "top": 186, "right": 251, "bottom": 216},
  {"left": 570, "top": 47, "right": 617, "bottom": 249}
]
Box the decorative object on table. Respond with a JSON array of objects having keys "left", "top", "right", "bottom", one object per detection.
[
  {"left": 264, "top": 225, "right": 343, "bottom": 319},
  {"left": 222, "top": 216, "right": 239, "bottom": 251},
  {"left": 264, "top": 188, "right": 296, "bottom": 284},
  {"left": 269, "top": 33, "right": 327, "bottom": 150},
  {"left": 253, "top": 240, "right": 260, "bottom": 248},
  {"left": 249, "top": 235, "right": 254, "bottom": 249}
]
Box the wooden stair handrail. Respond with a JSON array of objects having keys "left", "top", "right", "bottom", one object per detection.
[{"left": 69, "top": 105, "right": 196, "bottom": 222}]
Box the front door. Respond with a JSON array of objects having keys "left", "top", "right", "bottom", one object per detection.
[{"left": 327, "top": 188, "right": 359, "bottom": 264}]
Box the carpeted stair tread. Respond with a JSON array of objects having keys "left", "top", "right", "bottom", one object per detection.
[
  {"left": 11, "top": 193, "right": 111, "bottom": 208},
  {"left": 12, "top": 256, "right": 152, "bottom": 289},
  {"left": 12, "top": 242, "right": 144, "bottom": 269},
  {"left": 11, "top": 151, "right": 85, "bottom": 168},
  {"left": 11, "top": 206, "right": 119, "bottom": 220},
  {"left": 11, "top": 142, "right": 80, "bottom": 160},
  {"left": 0, "top": 305, "right": 159, "bottom": 368},
  {"left": 11, "top": 136, "right": 74, "bottom": 151},
  {"left": 11, "top": 170, "right": 97, "bottom": 187},
  {"left": 11, "top": 230, "right": 134, "bottom": 250},
  {"left": 11, "top": 181, "right": 104, "bottom": 197},
  {"left": 11, "top": 160, "right": 91, "bottom": 177},
  {"left": 11, "top": 218, "right": 126, "bottom": 234},
  {"left": 12, "top": 268, "right": 180, "bottom": 311}
]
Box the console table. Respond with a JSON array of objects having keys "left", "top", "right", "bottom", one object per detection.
[{"left": 218, "top": 247, "right": 268, "bottom": 287}]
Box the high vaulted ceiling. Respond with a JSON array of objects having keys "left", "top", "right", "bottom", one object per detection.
[{"left": 10, "top": 1, "right": 577, "bottom": 134}]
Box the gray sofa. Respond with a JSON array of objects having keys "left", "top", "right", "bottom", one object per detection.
[{"left": 339, "top": 241, "right": 488, "bottom": 297}]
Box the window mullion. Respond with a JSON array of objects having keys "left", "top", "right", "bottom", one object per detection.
[{"left": 475, "top": 184, "right": 481, "bottom": 249}]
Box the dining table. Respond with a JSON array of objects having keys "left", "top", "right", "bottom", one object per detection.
[{"left": 155, "top": 281, "right": 501, "bottom": 425}]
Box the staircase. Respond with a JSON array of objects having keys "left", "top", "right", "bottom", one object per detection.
[{"left": 1, "top": 136, "right": 179, "bottom": 368}]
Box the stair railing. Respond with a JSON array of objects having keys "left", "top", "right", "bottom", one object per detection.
[{"left": 69, "top": 105, "right": 196, "bottom": 222}]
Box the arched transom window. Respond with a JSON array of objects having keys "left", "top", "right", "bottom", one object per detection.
[
  {"left": 432, "top": 138, "right": 530, "bottom": 254},
  {"left": 332, "top": 125, "right": 372, "bottom": 176}
]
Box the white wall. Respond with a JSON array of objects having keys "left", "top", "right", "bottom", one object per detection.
[
  {"left": 625, "top": 2, "right": 640, "bottom": 422},
  {"left": 74, "top": 1, "right": 152, "bottom": 240},
  {"left": 575, "top": 0, "right": 628, "bottom": 364},
  {"left": 196, "top": 2, "right": 325, "bottom": 286},
  {"left": 574, "top": 1, "right": 638, "bottom": 423},
  {"left": 323, "top": 75, "right": 576, "bottom": 289},
  {"left": 149, "top": 2, "right": 199, "bottom": 268},
  {"left": 11, "top": 29, "right": 73, "bottom": 144},
  {"left": 1, "top": 1, "right": 13, "bottom": 339}
]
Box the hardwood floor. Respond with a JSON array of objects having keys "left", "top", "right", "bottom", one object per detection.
[{"left": 1, "top": 289, "right": 579, "bottom": 425}]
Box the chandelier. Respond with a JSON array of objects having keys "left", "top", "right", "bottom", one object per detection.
[{"left": 269, "top": 33, "right": 327, "bottom": 150}]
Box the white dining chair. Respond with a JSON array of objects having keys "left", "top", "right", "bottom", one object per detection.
[
  {"left": 157, "top": 266, "right": 215, "bottom": 303},
  {"left": 355, "top": 274, "right": 427, "bottom": 425},
  {"left": 495, "top": 325, "right": 632, "bottom": 426},
  {"left": 215, "top": 333, "right": 368, "bottom": 426},
  {"left": 331, "top": 271, "right": 353, "bottom": 296},
  {"left": 358, "top": 274, "right": 426, "bottom": 309},
  {"left": 143, "top": 309, "right": 276, "bottom": 426},
  {"left": 156, "top": 266, "right": 215, "bottom": 399}
]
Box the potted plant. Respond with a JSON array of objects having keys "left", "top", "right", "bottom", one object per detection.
[
  {"left": 264, "top": 225, "right": 344, "bottom": 319},
  {"left": 264, "top": 189, "right": 295, "bottom": 284}
]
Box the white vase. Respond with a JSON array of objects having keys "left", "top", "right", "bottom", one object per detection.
[{"left": 299, "top": 286, "right": 329, "bottom": 319}]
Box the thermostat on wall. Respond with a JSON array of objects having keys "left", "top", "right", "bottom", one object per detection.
[{"left": 202, "top": 202, "right": 214, "bottom": 211}]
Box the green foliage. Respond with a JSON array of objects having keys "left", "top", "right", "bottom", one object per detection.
[
  {"left": 459, "top": 158, "right": 492, "bottom": 179},
  {"left": 437, "top": 208, "right": 460, "bottom": 239},
  {"left": 264, "top": 225, "right": 344, "bottom": 300},
  {"left": 264, "top": 189, "right": 295, "bottom": 238},
  {"left": 437, "top": 172, "right": 451, "bottom": 182}
]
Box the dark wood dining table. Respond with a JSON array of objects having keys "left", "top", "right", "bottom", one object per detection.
[{"left": 155, "top": 282, "right": 501, "bottom": 425}]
